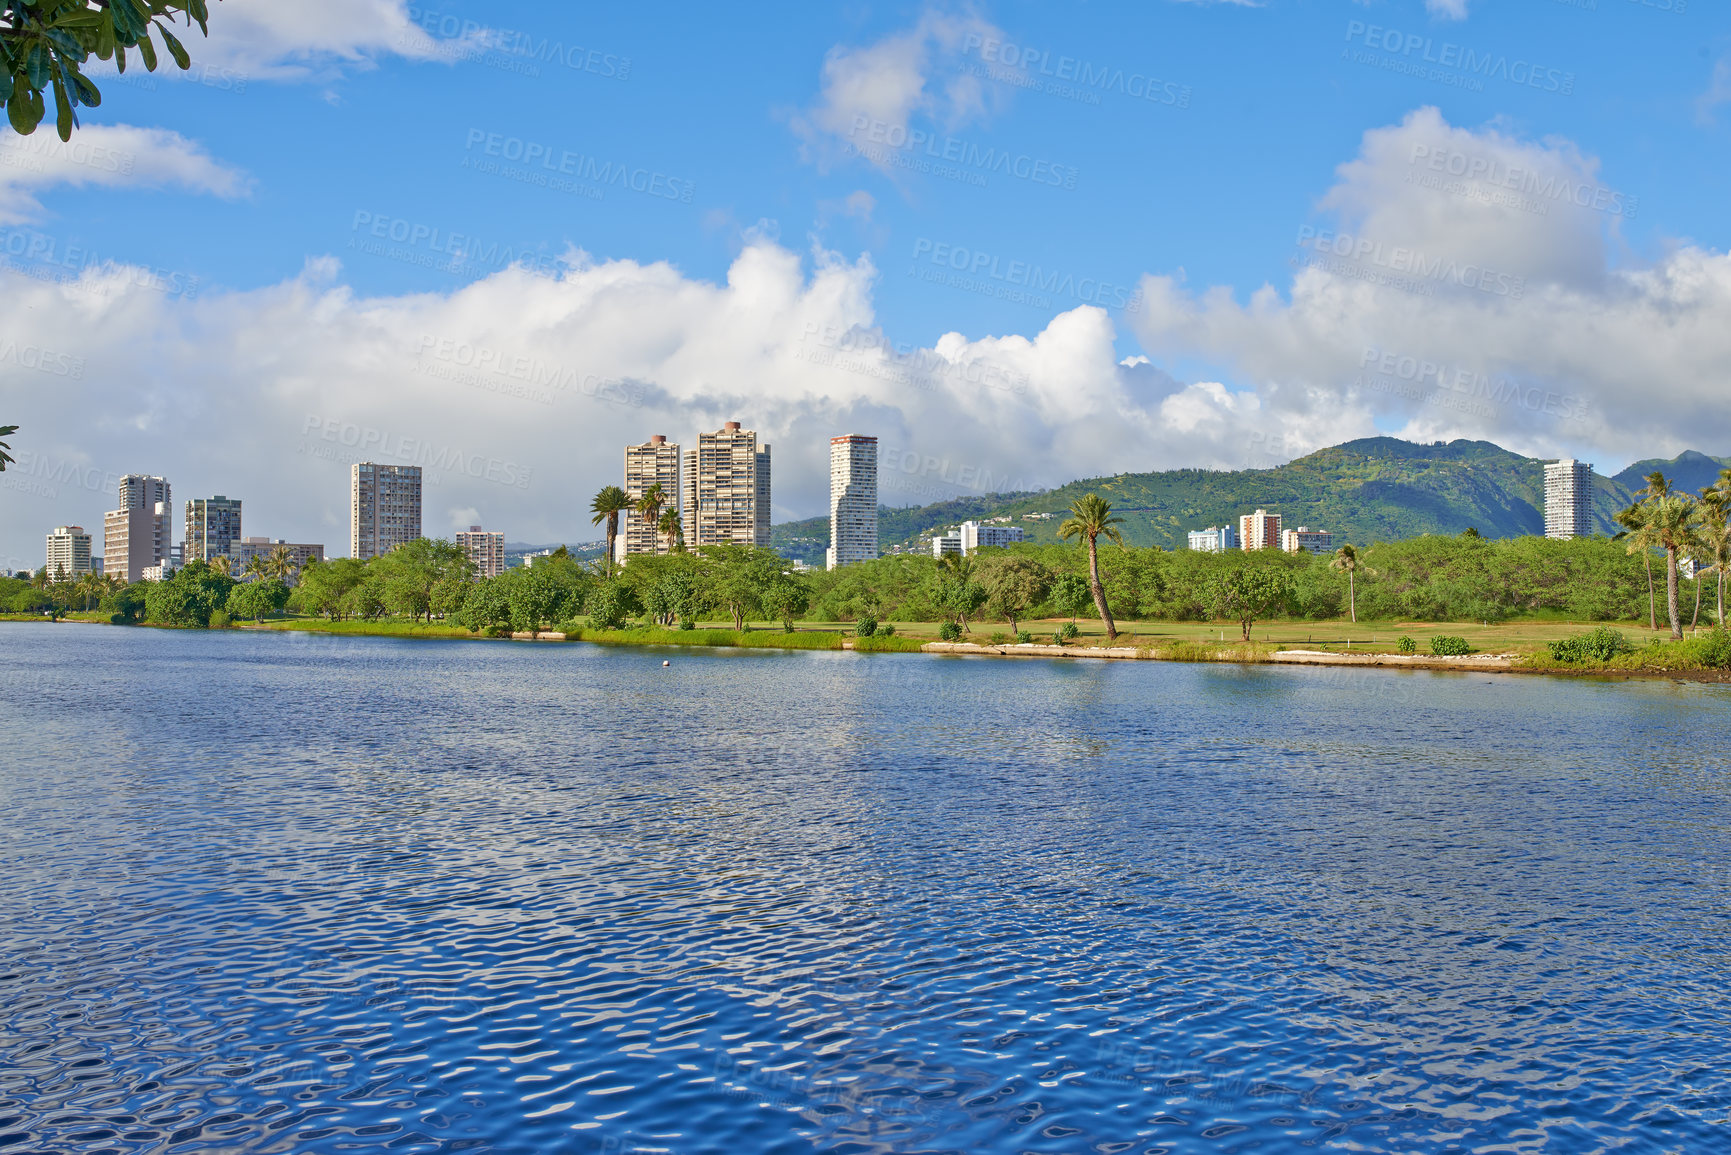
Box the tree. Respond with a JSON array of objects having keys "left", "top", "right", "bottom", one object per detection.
[
  {"left": 1619, "top": 491, "right": 1700, "bottom": 640},
  {"left": 1208, "top": 566, "right": 1295, "bottom": 641},
  {"left": 375, "top": 537, "right": 471, "bottom": 622},
  {"left": 1331, "top": 543, "right": 1361, "bottom": 623},
  {"left": 635, "top": 483, "right": 666, "bottom": 555},
  {"left": 977, "top": 555, "right": 1051, "bottom": 633},
  {"left": 226, "top": 578, "right": 289, "bottom": 621},
  {"left": 691, "top": 544, "right": 799, "bottom": 630},
  {"left": 1058, "top": 493, "right": 1125, "bottom": 641},
  {"left": 294, "top": 556, "right": 367, "bottom": 620},
  {"left": 143, "top": 559, "right": 232, "bottom": 627},
  {"left": 1, "top": 1, "right": 214, "bottom": 140},
  {"left": 929, "top": 553, "right": 987, "bottom": 631},
  {"left": 1705, "top": 470, "right": 1731, "bottom": 627},
  {"left": 1049, "top": 573, "right": 1090, "bottom": 625},
  {"left": 240, "top": 552, "right": 267, "bottom": 583},
  {"left": 0, "top": 423, "right": 15, "bottom": 471},
  {"left": 264, "top": 545, "right": 298, "bottom": 584},
  {"left": 658, "top": 507, "right": 683, "bottom": 553},
  {"left": 1614, "top": 502, "right": 1656, "bottom": 631},
  {"left": 208, "top": 553, "right": 232, "bottom": 577},
  {"left": 99, "top": 580, "right": 147, "bottom": 622},
  {"left": 453, "top": 580, "right": 511, "bottom": 635},
  {"left": 590, "top": 486, "right": 631, "bottom": 576},
  {"left": 582, "top": 579, "right": 638, "bottom": 630}
]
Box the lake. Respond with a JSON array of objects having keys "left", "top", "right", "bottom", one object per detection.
[{"left": 2, "top": 625, "right": 1728, "bottom": 1153}]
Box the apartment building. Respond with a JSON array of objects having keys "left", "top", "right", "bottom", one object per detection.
[
  {"left": 959, "top": 520, "right": 1023, "bottom": 555},
  {"left": 104, "top": 474, "right": 173, "bottom": 582},
  {"left": 931, "top": 532, "right": 963, "bottom": 558},
  {"left": 623, "top": 435, "right": 682, "bottom": 559},
  {"left": 1239, "top": 509, "right": 1283, "bottom": 551},
  {"left": 45, "top": 526, "right": 92, "bottom": 576},
  {"left": 351, "top": 463, "right": 423, "bottom": 560},
  {"left": 1281, "top": 527, "right": 1334, "bottom": 555},
  {"left": 1187, "top": 525, "right": 1239, "bottom": 553},
  {"left": 229, "top": 537, "right": 326, "bottom": 580},
  {"left": 184, "top": 495, "right": 243, "bottom": 563},
  {"left": 1544, "top": 459, "right": 1594, "bottom": 540},
  {"left": 827, "top": 435, "right": 878, "bottom": 570},
  {"left": 686, "top": 422, "right": 770, "bottom": 548},
  {"left": 456, "top": 526, "right": 506, "bottom": 579}
]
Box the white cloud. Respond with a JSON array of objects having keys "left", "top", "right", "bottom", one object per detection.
[
  {"left": 1131, "top": 107, "right": 1730, "bottom": 466},
  {"left": 187, "top": 0, "right": 448, "bottom": 80},
  {"left": 1425, "top": 0, "right": 1470, "bottom": 18},
  {"left": 0, "top": 239, "right": 1328, "bottom": 561},
  {"left": 792, "top": 9, "right": 1009, "bottom": 172},
  {"left": 0, "top": 124, "right": 249, "bottom": 224}
]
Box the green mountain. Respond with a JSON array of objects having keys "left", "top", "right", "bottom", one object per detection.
[{"left": 774, "top": 437, "right": 1727, "bottom": 557}]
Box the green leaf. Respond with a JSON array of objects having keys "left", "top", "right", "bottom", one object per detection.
[
  {"left": 9, "top": 77, "right": 42, "bottom": 134},
  {"left": 137, "top": 32, "right": 157, "bottom": 71},
  {"left": 70, "top": 71, "right": 101, "bottom": 107},
  {"left": 159, "top": 26, "right": 189, "bottom": 70},
  {"left": 52, "top": 75, "right": 73, "bottom": 141},
  {"left": 26, "top": 42, "right": 52, "bottom": 89}
]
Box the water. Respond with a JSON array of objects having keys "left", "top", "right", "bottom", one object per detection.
[{"left": 2, "top": 625, "right": 1728, "bottom": 1154}]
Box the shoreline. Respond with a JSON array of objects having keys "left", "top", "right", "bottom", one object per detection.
[{"left": 9, "top": 617, "right": 1729, "bottom": 683}]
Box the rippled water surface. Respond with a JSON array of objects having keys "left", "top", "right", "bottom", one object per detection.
[{"left": 3, "top": 625, "right": 1730, "bottom": 1154}]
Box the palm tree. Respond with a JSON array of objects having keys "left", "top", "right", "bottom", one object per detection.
[
  {"left": 1621, "top": 492, "right": 1699, "bottom": 640},
  {"left": 1614, "top": 501, "right": 1656, "bottom": 631},
  {"left": 589, "top": 485, "right": 631, "bottom": 576},
  {"left": 242, "top": 554, "right": 268, "bottom": 583},
  {"left": 209, "top": 554, "right": 233, "bottom": 578},
  {"left": 657, "top": 507, "right": 683, "bottom": 553},
  {"left": 1331, "top": 543, "right": 1361, "bottom": 623},
  {"left": 264, "top": 545, "right": 298, "bottom": 584},
  {"left": 1058, "top": 493, "right": 1125, "bottom": 642},
  {"left": 1706, "top": 469, "right": 1731, "bottom": 628},
  {"left": 0, "top": 424, "right": 15, "bottom": 472},
  {"left": 636, "top": 483, "right": 667, "bottom": 555}
]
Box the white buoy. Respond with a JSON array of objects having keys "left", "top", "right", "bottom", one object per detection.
[{"left": 663, "top": 660, "right": 671, "bottom": 666}]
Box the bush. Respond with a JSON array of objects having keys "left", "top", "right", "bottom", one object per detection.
[
  {"left": 989, "top": 631, "right": 1007, "bottom": 645},
  {"left": 1697, "top": 628, "right": 1731, "bottom": 668},
  {"left": 1052, "top": 630, "right": 1066, "bottom": 646},
  {"left": 853, "top": 633, "right": 926, "bottom": 652},
  {"left": 1548, "top": 625, "right": 1635, "bottom": 663},
  {"left": 1397, "top": 636, "right": 1416, "bottom": 654},
  {"left": 937, "top": 621, "right": 961, "bottom": 642},
  {"left": 856, "top": 617, "right": 877, "bottom": 638},
  {"left": 879, "top": 624, "right": 895, "bottom": 636},
  {"left": 678, "top": 618, "right": 695, "bottom": 630},
  {"left": 1016, "top": 630, "right": 1033, "bottom": 644},
  {"left": 1429, "top": 635, "right": 1472, "bottom": 657},
  {"left": 1061, "top": 622, "right": 1080, "bottom": 640},
  {"left": 209, "top": 610, "right": 233, "bottom": 629}
]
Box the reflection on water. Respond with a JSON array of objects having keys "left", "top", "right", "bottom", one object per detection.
[{"left": 2, "top": 626, "right": 1728, "bottom": 1153}]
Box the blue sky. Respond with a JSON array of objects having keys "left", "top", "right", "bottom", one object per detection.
[{"left": 3, "top": 0, "right": 1729, "bottom": 559}]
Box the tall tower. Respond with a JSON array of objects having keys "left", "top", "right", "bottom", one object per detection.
[
  {"left": 351, "top": 463, "right": 423, "bottom": 560},
  {"left": 106, "top": 474, "right": 172, "bottom": 581},
  {"left": 45, "top": 526, "right": 93, "bottom": 576},
  {"left": 456, "top": 526, "right": 505, "bottom": 578},
  {"left": 184, "top": 496, "right": 243, "bottom": 563},
  {"left": 622, "top": 435, "right": 683, "bottom": 558},
  {"left": 686, "top": 422, "right": 771, "bottom": 548},
  {"left": 1544, "top": 459, "right": 1594, "bottom": 540},
  {"left": 827, "top": 435, "right": 878, "bottom": 570}
]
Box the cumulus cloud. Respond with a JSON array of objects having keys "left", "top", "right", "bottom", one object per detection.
[
  {"left": 0, "top": 239, "right": 1331, "bottom": 563},
  {"left": 1132, "top": 107, "right": 1728, "bottom": 465},
  {"left": 0, "top": 124, "right": 249, "bottom": 224},
  {"left": 1425, "top": 0, "right": 1470, "bottom": 18},
  {"left": 792, "top": 8, "right": 1008, "bottom": 173}
]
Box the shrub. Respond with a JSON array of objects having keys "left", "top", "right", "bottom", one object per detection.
[
  {"left": 1396, "top": 636, "right": 1416, "bottom": 654},
  {"left": 1052, "top": 631, "right": 1066, "bottom": 646},
  {"left": 989, "top": 631, "right": 1008, "bottom": 645},
  {"left": 1429, "top": 635, "right": 1472, "bottom": 657},
  {"left": 879, "top": 624, "right": 895, "bottom": 636},
  {"left": 853, "top": 634, "right": 925, "bottom": 652},
  {"left": 1548, "top": 625, "right": 1635, "bottom": 663},
  {"left": 856, "top": 617, "right": 877, "bottom": 637},
  {"left": 1061, "top": 622, "right": 1080, "bottom": 640},
  {"left": 1016, "top": 630, "right": 1033, "bottom": 644},
  {"left": 678, "top": 619, "right": 695, "bottom": 630},
  {"left": 1697, "top": 628, "right": 1731, "bottom": 668},
  {"left": 209, "top": 610, "right": 233, "bottom": 629},
  {"left": 938, "top": 621, "right": 961, "bottom": 642}
]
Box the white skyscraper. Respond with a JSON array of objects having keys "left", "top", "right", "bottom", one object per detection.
[
  {"left": 46, "top": 526, "right": 93, "bottom": 576},
  {"left": 1544, "top": 459, "right": 1594, "bottom": 540},
  {"left": 827, "top": 435, "right": 877, "bottom": 570}
]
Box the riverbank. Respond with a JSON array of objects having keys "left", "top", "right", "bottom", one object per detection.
[{"left": 10, "top": 614, "right": 1729, "bottom": 681}]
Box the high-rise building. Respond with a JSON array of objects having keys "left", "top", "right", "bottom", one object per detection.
[
  {"left": 1281, "top": 527, "right": 1334, "bottom": 555},
  {"left": 959, "top": 520, "right": 1023, "bottom": 556},
  {"left": 1187, "top": 525, "right": 1239, "bottom": 553},
  {"left": 351, "top": 463, "right": 423, "bottom": 560},
  {"left": 1239, "top": 509, "right": 1282, "bottom": 551},
  {"left": 827, "top": 435, "right": 878, "bottom": 570},
  {"left": 456, "top": 526, "right": 506, "bottom": 578},
  {"left": 45, "top": 526, "right": 92, "bottom": 576},
  {"left": 931, "top": 531, "right": 963, "bottom": 558},
  {"left": 686, "top": 422, "right": 770, "bottom": 548},
  {"left": 623, "top": 435, "right": 682, "bottom": 559},
  {"left": 228, "top": 537, "right": 326, "bottom": 581},
  {"left": 184, "top": 496, "right": 242, "bottom": 563},
  {"left": 104, "top": 474, "right": 173, "bottom": 581},
  {"left": 1544, "top": 459, "right": 1594, "bottom": 540}
]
